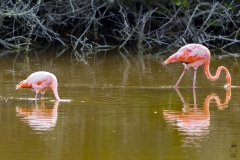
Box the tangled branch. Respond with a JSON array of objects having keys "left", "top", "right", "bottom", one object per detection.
[{"left": 0, "top": 0, "right": 239, "bottom": 52}]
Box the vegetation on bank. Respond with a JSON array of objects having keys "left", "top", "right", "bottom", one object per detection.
[{"left": 0, "top": 0, "right": 240, "bottom": 52}]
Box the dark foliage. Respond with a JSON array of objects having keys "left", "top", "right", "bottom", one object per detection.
[{"left": 0, "top": 0, "right": 240, "bottom": 51}]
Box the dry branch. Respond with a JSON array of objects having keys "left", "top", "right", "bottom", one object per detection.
[{"left": 0, "top": 0, "right": 239, "bottom": 52}]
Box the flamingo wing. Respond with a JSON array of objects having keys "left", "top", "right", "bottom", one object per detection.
[
  {"left": 176, "top": 46, "right": 208, "bottom": 63},
  {"left": 26, "top": 72, "right": 52, "bottom": 91}
]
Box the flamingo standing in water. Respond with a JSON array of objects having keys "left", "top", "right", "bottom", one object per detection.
[
  {"left": 163, "top": 44, "right": 231, "bottom": 88},
  {"left": 16, "top": 71, "right": 61, "bottom": 101}
]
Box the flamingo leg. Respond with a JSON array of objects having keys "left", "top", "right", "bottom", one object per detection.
[
  {"left": 35, "top": 92, "right": 39, "bottom": 100},
  {"left": 174, "top": 64, "right": 188, "bottom": 88},
  {"left": 41, "top": 92, "right": 45, "bottom": 100},
  {"left": 193, "top": 68, "right": 197, "bottom": 88},
  {"left": 192, "top": 86, "right": 197, "bottom": 109}
]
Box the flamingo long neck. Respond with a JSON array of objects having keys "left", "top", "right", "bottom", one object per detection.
[
  {"left": 203, "top": 60, "right": 231, "bottom": 86},
  {"left": 53, "top": 88, "right": 61, "bottom": 101},
  {"left": 51, "top": 80, "right": 61, "bottom": 101}
]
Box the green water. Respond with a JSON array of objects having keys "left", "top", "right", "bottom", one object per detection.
[{"left": 0, "top": 48, "right": 239, "bottom": 160}]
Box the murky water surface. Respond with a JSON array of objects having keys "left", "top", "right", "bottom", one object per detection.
[{"left": 0, "top": 47, "right": 240, "bottom": 160}]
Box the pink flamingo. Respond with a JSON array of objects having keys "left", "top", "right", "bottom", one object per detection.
[
  {"left": 16, "top": 71, "right": 61, "bottom": 101},
  {"left": 163, "top": 44, "right": 231, "bottom": 88}
]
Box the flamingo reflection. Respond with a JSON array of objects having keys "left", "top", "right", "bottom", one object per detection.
[
  {"left": 16, "top": 100, "right": 59, "bottom": 131},
  {"left": 163, "top": 87, "right": 231, "bottom": 147}
]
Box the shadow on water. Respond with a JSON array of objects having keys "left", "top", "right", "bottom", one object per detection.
[
  {"left": 16, "top": 100, "right": 59, "bottom": 132},
  {"left": 163, "top": 87, "right": 231, "bottom": 148}
]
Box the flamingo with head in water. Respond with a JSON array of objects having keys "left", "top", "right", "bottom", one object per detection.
[
  {"left": 163, "top": 44, "right": 231, "bottom": 88},
  {"left": 16, "top": 71, "right": 61, "bottom": 101}
]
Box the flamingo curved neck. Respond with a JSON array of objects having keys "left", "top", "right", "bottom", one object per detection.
[
  {"left": 51, "top": 84, "right": 61, "bottom": 101},
  {"left": 53, "top": 90, "right": 61, "bottom": 101},
  {"left": 203, "top": 61, "right": 231, "bottom": 86}
]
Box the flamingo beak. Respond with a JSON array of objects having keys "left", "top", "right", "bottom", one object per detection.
[
  {"left": 16, "top": 84, "right": 22, "bottom": 90},
  {"left": 224, "top": 83, "right": 231, "bottom": 89}
]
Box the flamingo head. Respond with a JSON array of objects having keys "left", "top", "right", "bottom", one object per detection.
[{"left": 16, "top": 81, "right": 22, "bottom": 90}]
